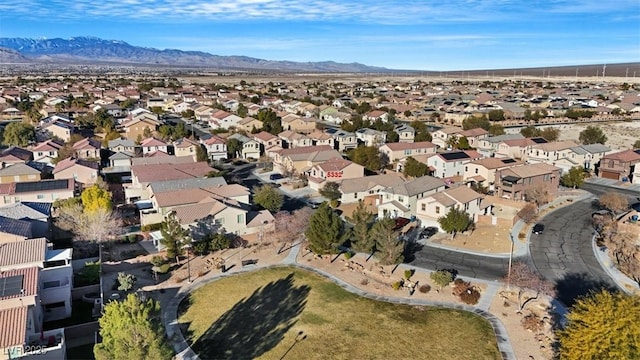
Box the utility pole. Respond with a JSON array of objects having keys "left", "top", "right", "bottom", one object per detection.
[{"left": 507, "top": 233, "right": 514, "bottom": 289}]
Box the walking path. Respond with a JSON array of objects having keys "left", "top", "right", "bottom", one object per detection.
[{"left": 156, "top": 243, "right": 517, "bottom": 360}]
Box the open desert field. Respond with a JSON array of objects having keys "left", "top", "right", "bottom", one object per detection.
[{"left": 557, "top": 120, "right": 640, "bottom": 150}]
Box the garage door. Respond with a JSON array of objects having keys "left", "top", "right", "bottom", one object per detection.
[{"left": 600, "top": 171, "right": 620, "bottom": 180}]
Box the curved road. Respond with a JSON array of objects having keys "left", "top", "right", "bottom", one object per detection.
[{"left": 412, "top": 183, "right": 638, "bottom": 306}]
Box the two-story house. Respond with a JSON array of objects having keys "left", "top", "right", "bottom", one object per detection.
[
  {"left": 363, "top": 110, "right": 389, "bottom": 123},
  {"left": 278, "top": 130, "right": 312, "bottom": 149},
  {"left": 426, "top": 150, "right": 483, "bottom": 180},
  {"left": 430, "top": 126, "right": 463, "bottom": 149},
  {"left": 598, "top": 149, "right": 640, "bottom": 182},
  {"left": 307, "top": 131, "right": 335, "bottom": 148},
  {"left": 72, "top": 138, "right": 101, "bottom": 160},
  {"left": 140, "top": 137, "right": 169, "bottom": 156},
  {"left": 325, "top": 129, "right": 358, "bottom": 152},
  {"left": 380, "top": 141, "right": 437, "bottom": 163},
  {"left": 253, "top": 131, "right": 282, "bottom": 154},
  {"left": 0, "top": 163, "right": 42, "bottom": 184},
  {"left": 0, "top": 147, "right": 34, "bottom": 169},
  {"left": 120, "top": 115, "right": 160, "bottom": 141},
  {"left": 494, "top": 137, "right": 548, "bottom": 159},
  {"left": 0, "top": 202, "right": 52, "bottom": 238},
  {"left": 339, "top": 173, "right": 407, "bottom": 204},
  {"left": 494, "top": 163, "right": 561, "bottom": 200},
  {"left": 455, "top": 128, "right": 490, "bottom": 148},
  {"left": 476, "top": 133, "right": 526, "bottom": 158},
  {"left": 173, "top": 138, "right": 200, "bottom": 160},
  {"left": 0, "top": 179, "right": 76, "bottom": 205},
  {"left": 523, "top": 140, "right": 580, "bottom": 166},
  {"left": 236, "top": 116, "right": 263, "bottom": 132},
  {"left": 394, "top": 124, "right": 415, "bottom": 143},
  {"left": 463, "top": 157, "right": 523, "bottom": 190},
  {"left": 282, "top": 114, "right": 317, "bottom": 134},
  {"left": 356, "top": 128, "right": 387, "bottom": 147},
  {"left": 377, "top": 176, "right": 446, "bottom": 219},
  {"left": 272, "top": 145, "right": 341, "bottom": 175},
  {"left": 108, "top": 138, "right": 138, "bottom": 155},
  {"left": 31, "top": 140, "right": 64, "bottom": 165},
  {"left": 307, "top": 157, "right": 365, "bottom": 190},
  {"left": 41, "top": 121, "right": 75, "bottom": 142},
  {"left": 416, "top": 186, "right": 490, "bottom": 230},
  {"left": 200, "top": 135, "right": 227, "bottom": 161}
]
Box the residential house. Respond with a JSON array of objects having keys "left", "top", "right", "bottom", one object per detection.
[
  {"left": 494, "top": 163, "right": 561, "bottom": 200},
  {"left": 173, "top": 138, "right": 200, "bottom": 160},
  {"left": 278, "top": 130, "right": 312, "bottom": 149},
  {"left": 236, "top": 116, "right": 263, "bottom": 132},
  {"left": 210, "top": 110, "right": 243, "bottom": 130},
  {"left": 0, "top": 179, "right": 76, "bottom": 205},
  {"left": 307, "top": 131, "right": 335, "bottom": 148},
  {"left": 356, "top": 128, "right": 387, "bottom": 147},
  {"left": 377, "top": 176, "right": 446, "bottom": 218},
  {"left": 324, "top": 128, "right": 358, "bottom": 152},
  {"left": 394, "top": 124, "right": 415, "bottom": 143},
  {"left": 598, "top": 149, "right": 640, "bottom": 182},
  {"left": 0, "top": 202, "right": 52, "bottom": 238},
  {"left": 227, "top": 134, "right": 260, "bottom": 160},
  {"left": 307, "top": 157, "right": 365, "bottom": 190},
  {"left": 72, "top": 138, "right": 101, "bottom": 160},
  {"left": 40, "top": 121, "right": 75, "bottom": 142},
  {"left": 31, "top": 140, "right": 64, "bottom": 165},
  {"left": 339, "top": 173, "right": 407, "bottom": 204},
  {"left": 495, "top": 137, "right": 548, "bottom": 159},
  {"left": 194, "top": 106, "right": 215, "bottom": 121},
  {"left": 476, "top": 133, "right": 527, "bottom": 158},
  {"left": 416, "top": 186, "right": 490, "bottom": 230},
  {"left": 363, "top": 110, "right": 389, "bottom": 123},
  {"left": 430, "top": 126, "right": 463, "bottom": 148},
  {"left": 463, "top": 157, "right": 523, "bottom": 190},
  {"left": 0, "top": 216, "right": 32, "bottom": 242},
  {"left": 52, "top": 158, "right": 100, "bottom": 186},
  {"left": 106, "top": 151, "right": 135, "bottom": 173},
  {"left": 201, "top": 135, "right": 228, "bottom": 161},
  {"left": 426, "top": 150, "right": 484, "bottom": 180},
  {"left": 380, "top": 141, "right": 436, "bottom": 163},
  {"left": 523, "top": 140, "right": 581, "bottom": 166},
  {"left": 455, "top": 127, "right": 489, "bottom": 148},
  {"left": 140, "top": 137, "right": 169, "bottom": 156},
  {"left": 281, "top": 114, "right": 316, "bottom": 134},
  {"left": 120, "top": 115, "right": 160, "bottom": 141},
  {"left": 0, "top": 147, "right": 33, "bottom": 169},
  {"left": 568, "top": 144, "right": 612, "bottom": 171},
  {"left": 0, "top": 163, "right": 41, "bottom": 184},
  {"left": 253, "top": 131, "right": 282, "bottom": 154},
  {"left": 272, "top": 145, "right": 341, "bottom": 175}
]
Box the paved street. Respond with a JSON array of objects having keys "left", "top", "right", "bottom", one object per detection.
[{"left": 411, "top": 246, "right": 512, "bottom": 281}]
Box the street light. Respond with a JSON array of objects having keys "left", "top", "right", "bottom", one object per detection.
[
  {"left": 183, "top": 237, "right": 192, "bottom": 283},
  {"left": 507, "top": 233, "right": 514, "bottom": 289}
]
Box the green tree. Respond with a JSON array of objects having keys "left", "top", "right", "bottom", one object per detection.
[
  {"left": 488, "top": 109, "right": 505, "bottom": 121},
  {"left": 488, "top": 124, "right": 506, "bottom": 136},
  {"left": 305, "top": 202, "right": 344, "bottom": 254},
  {"left": 356, "top": 101, "right": 372, "bottom": 114},
  {"left": 195, "top": 144, "right": 208, "bottom": 162},
  {"left": 160, "top": 212, "right": 188, "bottom": 262},
  {"left": 237, "top": 103, "right": 248, "bottom": 118},
  {"left": 102, "top": 128, "right": 121, "bottom": 147},
  {"left": 2, "top": 122, "right": 35, "bottom": 146},
  {"left": 540, "top": 127, "right": 561, "bottom": 141},
  {"left": 414, "top": 131, "right": 433, "bottom": 142},
  {"left": 348, "top": 146, "right": 384, "bottom": 171},
  {"left": 385, "top": 130, "right": 399, "bottom": 143},
  {"left": 370, "top": 217, "right": 404, "bottom": 265},
  {"left": 345, "top": 200, "right": 374, "bottom": 253},
  {"left": 319, "top": 181, "right": 342, "bottom": 201},
  {"left": 561, "top": 166, "right": 587, "bottom": 188},
  {"left": 455, "top": 136, "right": 471, "bottom": 150},
  {"left": 462, "top": 115, "right": 490, "bottom": 130},
  {"left": 403, "top": 157, "right": 430, "bottom": 178},
  {"left": 579, "top": 125, "right": 607, "bottom": 145},
  {"left": 430, "top": 269, "right": 455, "bottom": 289},
  {"left": 81, "top": 184, "right": 113, "bottom": 213},
  {"left": 258, "top": 108, "right": 282, "bottom": 135},
  {"left": 633, "top": 140, "right": 640, "bottom": 149},
  {"left": 209, "top": 232, "right": 231, "bottom": 251},
  {"left": 94, "top": 294, "right": 173, "bottom": 360},
  {"left": 438, "top": 207, "right": 472, "bottom": 238},
  {"left": 559, "top": 290, "right": 640, "bottom": 360},
  {"left": 253, "top": 184, "right": 284, "bottom": 213},
  {"left": 520, "top": 125, "right": 540, "bottom": 138},
  {"left": 226, "top": 138, "right": 242, "bottom": 158}
]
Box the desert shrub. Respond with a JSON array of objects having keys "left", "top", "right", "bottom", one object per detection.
[
  {"left": 360, "top": 278, "right": 369, "bottom": 286},
  {"left": 460, "top": 287, "right": 481, "bottom": 305},
  {"left": 155, "top": 263, "right": 171, "bottom": 274},
  {"left": 141, "top": 223, "right": 163, "bottom": 232},
  {"left": 117, "top": 272, "right": 136, "bottom": 292},
  {"left": 75, "top": 261, "right": 101, "bottom": 287},
  {"left": 404, "top": 269, "right": 415, "bottom": 280},
  {"left": 391, "top": 280, "right": 404, "bottom": 290},
  {"left": 419, "top": 284, "right": 431, "bottom": 294},
  {"left": 192, "top": 241, "right": 209, "bottom": 256},
  {"left": 430, "top": 269, "right": 455, "bottom": 288},
  {"left": 344, "top": 251, "right": 354, "bottom": 260},
  {"left": 150, "top": 255, "right": 165, "bottom": 267},
  {"left": 127, "top": 234, "right": 138, "bottom": 243},
  {"left": 330, "top": 199, "right": 340, "bottom": 208},
  {"left": 521, "top": 313, "right": 543, "bottom": 332}
]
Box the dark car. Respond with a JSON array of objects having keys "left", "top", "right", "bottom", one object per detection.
[
  {"left": 532, "top": 223, "right": 544, "bottom": 235},
  {"left": 419, "top": 226, "right": 438, "bottom": 239},
  {"left": 269, "top": 173, "right": 284, "bottom": 181}
]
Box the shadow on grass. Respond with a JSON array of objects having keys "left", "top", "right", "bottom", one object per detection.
[
  {"left": 189, "top": 272, "right": 310, "bottom": 359},
  {"left": 555, "top": 272, "right": 617, "bottom": 307}
]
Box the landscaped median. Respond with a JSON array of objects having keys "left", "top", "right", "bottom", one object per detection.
[{"left": 177, "top": 267, "right": 501, "bottom": 360}]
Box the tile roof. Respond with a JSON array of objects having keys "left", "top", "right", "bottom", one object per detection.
[
  {"left": 383, "top": 141, "right": 436, "bottom": 151},
  {"left": 0, "top": 267, "right": 39, "bottom": 300},
  {"left": 386, "top": 175, "right": 445, "bottom": 197},
  {"left": 429, "top": 192, "right": 457, "bottom": 207},
  {"left": 173, "top": 198, "right": 229, "bottom": 224},
  {"left": 253, "top": 131, "right": 278, "bottom": 142},
  {"left": 72, "top": 137, "right": 101, "bottom": 150},
  {"left": 317, "top": 158, "right": 356, "bottom": 172},
  {"left": 52, "top": 157, "right": 99, "bottom": 174},
  {"left": 500, "top": 163, "right": 561, "bottom": 179},
  {"left": 246, "top": 210, "right": 275, "bottom": 228},
  {"left": 0, "top": 202, "right": 51, "bottom": 220},
  {"left": 149, "top": 177, "right": 227, "bottom": 194},
  {"left": 31, "top": 139, "right": 64, "bottom": 152},
  {"left": 602, "top": 149, "right": 640, "bottom": 162},
  {"left": 153, "top": 184, "right": 249, "bottom": 208},
  {"left": 530, "top": 140, "right": 579, "bottom": 152},
  {"left": 173, "top": 137, "right": 199, "bottom": 149},
  {"left": 0, "top": 238, "right": 47, "bottom": 268},
  {"left": 485, "top": 134, "right": 525, "bottom": 144},
  {"left": 340, "top": 173, "right": 406, "bottom": 194},
  {"left": 459, "top": 128, "right": 489, "bottom": 137},
  {"left": 0, "top": 306, "right": 27, "bottom": 348},
  {"left": 275, "top": 145, "right": 332, "bottom": 156},
  {"left": 0, "top": 163, "right": 41, "bottom": 177},
  {"left": 202, "top": 135, "right": 225, "bottom": 145},
  {"left": 132, "top": 161, "right": 212, "bottom": 183},
  {"left": 468, "top": 157, "right": 522, "bottom": 169},
  {"left": 140, "top": 137, "right": 167, "bottom": 147},
  {"left": 108, "top": 138, "right": 136, "bottom": 149},
  {"left": 441, "top": 186, "right": 484, "bottom": 205},
  {"left": 0, "top": 147, "right": 33, "bottom": 162}
]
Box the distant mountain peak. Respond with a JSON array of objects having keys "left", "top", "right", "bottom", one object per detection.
[{"left": 0, "top": 36, "right": 392, "bottom": 73}]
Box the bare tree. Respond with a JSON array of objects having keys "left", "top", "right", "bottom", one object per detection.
[
  {"left": 517, "top": 203, "right": 537, "bottom": 224},
  {"left": 606, "top": 229, "right": 640, "bottom": 286},
  {"left": 57, "top": 204, "right": 123, "bottom": 244},
  {"left": 273, "top": 207, "right": 313, "bottom": 253},
  {"left": 504, "top": 262, "right": 555, "bottom": 313},
  {"left": 598, "top": 192, "right": 629, "bottom": 216},
  {"left": 524, "top": 184, "right": 551, "bottom": 209}
]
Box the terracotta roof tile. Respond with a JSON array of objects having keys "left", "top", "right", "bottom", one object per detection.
[
  {"left": 0, "top": 306, "right": 27, "bottom": 348},
  {"left": 0, "top": 238, "right": 47, "bottom": 268}
]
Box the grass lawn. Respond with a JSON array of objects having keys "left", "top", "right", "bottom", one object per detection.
[{"left": 178, "top": 267, "right": 500, "bottom": 360}]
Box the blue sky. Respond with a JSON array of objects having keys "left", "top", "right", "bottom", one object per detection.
[{"left": 0, "top": 0, "right": 638, "bottom": 71}]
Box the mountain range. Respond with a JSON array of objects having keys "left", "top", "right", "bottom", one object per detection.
[{"left": 0, "top": 36, "right": 390, "bottom": 73}]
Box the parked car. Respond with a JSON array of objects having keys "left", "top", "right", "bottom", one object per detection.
[
  {"left": 269, "top": 173, "right": 284, "bottom": 181},
  {"left": 532, "top": 223, "right": 544, "bottom": 235},
  {"left": 419, "top": 226, "right": 438, "bottom": 239}
]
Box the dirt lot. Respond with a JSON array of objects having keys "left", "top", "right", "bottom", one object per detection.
[{"left": 558, "top": 121, "right": 640, "bottom": 150}]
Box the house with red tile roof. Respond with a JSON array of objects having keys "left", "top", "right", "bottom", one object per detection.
[
  {"left": 307, "top": 157, "right": 365, "bottom": 190},
  {"left": 379, "top": 141, "right": 437, "bottom": 163},
  {"left": 140, "top": 137, "right": 169, "bottom": 155},
  {"left": 72, "top": 138, "right": 101, "bottom": 160},
  {"left": 31, "top": 139, "right": 64, "bottom": 165},
  {"left": 272, "top": 145, "right": 341, "bottom": 175},
  {"left": 494, "top": 163, "right": 561, "bottom": 200},
  {"left": 598, "top": 149, "right": 640, "bottom": 182},
  {"left": 0, "top": 147, "right": 33, "bottom": 169},
  {"left": 201, "top": 135, "right": 227, "bottom": 161},
  {"left": 52, "top": 158, "right": 100, "bottom": 186},
  {"left": 0, "top": 179, "right": 76, "bottom": 206}
]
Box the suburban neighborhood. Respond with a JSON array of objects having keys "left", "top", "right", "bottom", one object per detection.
[{"left": 0, "top": 72, "right": 639, "bottom": 360}]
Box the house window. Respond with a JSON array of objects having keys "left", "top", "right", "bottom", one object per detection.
[
  {"left": 465, "top": 166, "right": 468, "bottom": 172},
  {"left": 398, "top": 196, "right": 404, "bottom": 203},
  {"left": 435, "top": 206, "right": 440, "bottom": 214},
  {"left": 475, "top": 168, "right": 478, "bottom": 174},
  {"left": 609, "top": 160, "right": 614, "bottom": 168},
  {"left": 543, "top": 174, "right": 550, "bottom": 181},
  {"left": 215, "top": 218, "right": 225, "bottom": 225},
  {"left": 37, "top": 194, "right": 45, "bottom": 200},
  {"left": 237, "top": 214, "right": 243, "bottom": 224},
  {"left": 354, "top": 192, "right": 358, "bottom": 199},
  {"left": 421, "top": 203, "right": 426, "bottom": 211}
]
